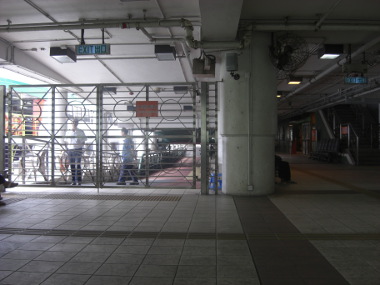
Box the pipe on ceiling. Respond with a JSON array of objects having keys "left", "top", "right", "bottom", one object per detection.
[
  {"left": 252, "top": 24, "right": 380, "bottom": 32},
  {"left": 0, "top": 18, "right": 243, "bottom": 50},
  {"left": 315, "top": 0, "right": 344, "bottom": 30},
  {"left": 281, "top": 34, "right": 380, "bottom": 102}
]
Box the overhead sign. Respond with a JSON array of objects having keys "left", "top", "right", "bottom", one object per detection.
[
  {"left": 75, "top": 44, "right": 111, "bottom": 55},
  {"left": 344, "top": 76, "right": 368, "bottom": 84},
  {"left": 136, "top": 101, "right": 158, "bottom": 117}
]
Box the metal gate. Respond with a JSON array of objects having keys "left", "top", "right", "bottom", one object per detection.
[{"left": 3, "top": 83, "right": 216, "bottom": 190}]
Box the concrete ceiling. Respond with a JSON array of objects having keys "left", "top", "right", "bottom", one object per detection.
[{"left": 1, "top": 0, "right": 380, "bottom": 121}]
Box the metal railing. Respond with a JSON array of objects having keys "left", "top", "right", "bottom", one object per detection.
[{"left": 340, "top": 123, "right": 359, "bottom": 165}]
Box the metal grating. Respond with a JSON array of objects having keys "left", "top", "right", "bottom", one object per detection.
[
  {"left": 0, "top": 197, "right": 27, "bottom": 205},
  {"left": 2, "top": 193, "right": 182, "bottom": 202}
]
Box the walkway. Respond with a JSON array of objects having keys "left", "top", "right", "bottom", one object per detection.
[{"left": 0, "top": 154, "right": 379, "bottom": 284}]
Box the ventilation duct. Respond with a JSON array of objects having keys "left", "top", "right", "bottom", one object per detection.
[{"left": 50, "top": 47, "right": 76, "bottom": 63}]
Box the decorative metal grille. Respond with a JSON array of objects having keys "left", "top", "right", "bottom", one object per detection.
[{"left": 4, "top": 83, "right": 206, "bottom": 190}]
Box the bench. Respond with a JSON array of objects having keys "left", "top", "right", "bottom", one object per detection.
[{"left": 309, "top": 138, "right": 340, "bottom": 162}]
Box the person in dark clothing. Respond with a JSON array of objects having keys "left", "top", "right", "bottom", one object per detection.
[
  {"left": 117, "top": 128, "right": 139, "bottom": 185},
  {"left": 275, "top": 155, "right": 295, "bottom": 183},
  {"left": 0, "top": 174, "right": 18, "bottom": 206}
]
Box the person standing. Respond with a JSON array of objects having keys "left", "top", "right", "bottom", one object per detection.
[
  {"left": 65, "top": 119, "right": 87, "bottom": 185},
  {"left": 117, "top": 128, "right": 139, "bottom": 185}
]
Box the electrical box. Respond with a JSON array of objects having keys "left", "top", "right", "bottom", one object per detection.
[
  {"left": 192, "top": 58, "right": 215, "bottom": 78},
  {"left": 226, "top": 53, "right": 238, "bottom": 72}
]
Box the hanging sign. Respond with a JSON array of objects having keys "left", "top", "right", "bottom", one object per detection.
[
  {"left": 344, "top": 76, "right": 368, "bottom": 84},
  {"left": 136, "top": 101, "right": 158, "bottom": 117},
  {"left": 341, "top": 125, "right": 348, "bottom": 135},
  {"left": 75, "top": 44, "right": 111, "bottom": 55}
]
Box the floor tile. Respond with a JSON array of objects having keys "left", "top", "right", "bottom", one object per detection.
[
  {"left": 174, "top": 277, "right": 216, "bottom": 285},
  {"left": 134, "top": 265, "right": 177, "bottom": 278},
  {"left": 105, "top": 253, "right": 145, "bottom": 264},
  {"left": 2, "top": 249, "right": 43, "bottom": 260},
  {"left": 35, "top": 251, "right": 77, "bottom": 262},
  {"left": 128, "top": 277, "right": 173, "bottom": 285},
  {"left": 84, "top": 275, "right": 131, "bottom": 285},
  {"left": 19, "top": 260, "right": 64, "bottom": 273},
  {"left": 0, "top": 259, "right": 30, "bottom": 271},
  {"left": 2, "top": 157, "right": 380, "bottom": 284},
  {"left": 57, "top": 262, "right": 102, "bottom": 274},
  {"left": 40, "top": 273, "right": 91, "bottom": 285},
  {"left": 143, "top": 254, "right": 181, "bottom": 265},
  {"left": 1, "top": 271, "right": 51, "bottom": 285},
  {"left": 176, "top": 265, "right": 216, "bottom": 278},
  {"left": 95, "top": 263, "right": 139, "bottom": 276}
]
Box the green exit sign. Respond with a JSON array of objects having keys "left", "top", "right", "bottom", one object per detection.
[{"left": 75, "top": 44, "right": 111, "bottom": 55}]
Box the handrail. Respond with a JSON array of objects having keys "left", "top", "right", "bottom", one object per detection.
[{"left": 340, "top": 123, "right": 359, "bottom": 165}]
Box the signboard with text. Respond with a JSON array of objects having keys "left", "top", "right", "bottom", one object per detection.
[
  {"left": 344, "top": 76, "right": 368, "bottom": 84},
  {"left": 75, "top": 44, "right": 111, "bottom": 55},
  {"left": 136, "top": 101, "right": 158, "bottom": 117}
]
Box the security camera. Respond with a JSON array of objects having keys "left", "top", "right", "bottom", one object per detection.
[{"left": 230, "top": 71, "right": 240, "bottom": 80}]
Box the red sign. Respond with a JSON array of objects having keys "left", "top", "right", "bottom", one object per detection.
[
  {"left": 341, "top": 126, "right": 348, "bottom": 135},
  {"left": 136, "top": 101, "right": 158, "bottom": 117},
  {"left": 311, "top": 129, "right": 317, "bottom": 142}
]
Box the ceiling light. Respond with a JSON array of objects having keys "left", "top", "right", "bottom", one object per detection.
[
  {"left": 288, "top": 76, "right": 302, "bottom": 85},
  {"left": 173, "top": 86, "right": 188, "bottom": 94},
  {"left": 50, "top": 47, "right": 76, "bottom": 63},
  {"left": 183, "top": 105, "right": 193, "bottom": 111},
  {"left": 103, "top": 87, "right": 117, "bottom": 94},
  {"left": 318, "top": 44, "right": 344, "bottom": 59},
  {"left": 155, "top": 45, "right": 176, "bottom": 61},
  {"left": 276, "top": 91, "right": 283, "bottom": 98}
]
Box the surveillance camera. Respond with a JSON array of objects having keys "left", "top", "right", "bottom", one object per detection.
[{"left": 230, "top": 72, "right": 240, "bottom": 80}]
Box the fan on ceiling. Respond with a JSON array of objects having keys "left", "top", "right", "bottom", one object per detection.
[{"left": 269, "top": 33, "right": 310, "bottom": 79}]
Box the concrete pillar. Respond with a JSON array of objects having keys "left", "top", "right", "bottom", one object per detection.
[{"left": 220, "top": 32, "right": 277, "bottom": 196}]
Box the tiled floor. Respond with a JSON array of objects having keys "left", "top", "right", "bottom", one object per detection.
[{"left": 0, "top": 154, "right": 380, "bottom": 284}]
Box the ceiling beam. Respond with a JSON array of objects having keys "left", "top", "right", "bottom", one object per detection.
[{"left": 199, "top": 0, "right": 243, "bottom": 41}]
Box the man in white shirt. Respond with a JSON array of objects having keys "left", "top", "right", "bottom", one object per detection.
[{"left": 64, "top": 119, "right": 87, "bottom": 185}]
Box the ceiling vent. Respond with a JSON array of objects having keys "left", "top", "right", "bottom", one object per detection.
[
  {"left": 155, "top": 45, "right": 176, "bottom": 61},
  {"left": 173, "top": 86, "right": 188, "bottom": 94},
  {"left": 50, "top": 47, "right": 76, "bottom": 63}
]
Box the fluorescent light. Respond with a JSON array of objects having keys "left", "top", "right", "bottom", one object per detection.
[
  {"left": 50, "top": 47, "right": 76, "bottom": 63},
  {"left": 318, "top": 44, "right": 344, "bottom": 59},
  {"left": 103, "top": 87, "right": 117, "bottom": 94},
  {"left": 155, "top": 45, "right": 176, "bottom": 61},
  {"left": 120, "top": 0, "right": 149, "bottom": 2},
  {"left": 288, "top": 76, "right": 302, "bottom": 85},
  {"left": 320, "top": 54, "right": 340, "bottom": 59},
  {"left": 174, "top": 86, "right": 188, "bottom": 94}
]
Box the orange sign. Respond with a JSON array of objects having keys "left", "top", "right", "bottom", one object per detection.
[
  {"left": 341, "top": 126, "right": 348, "bottom": 135},
  {"left": 136, "top": 101, "right": 158, "bottom": 117}
]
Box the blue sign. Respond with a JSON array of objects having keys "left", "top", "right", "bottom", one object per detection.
[{"left": 344, "top": 77, "right": 368, "bottom": 84}]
